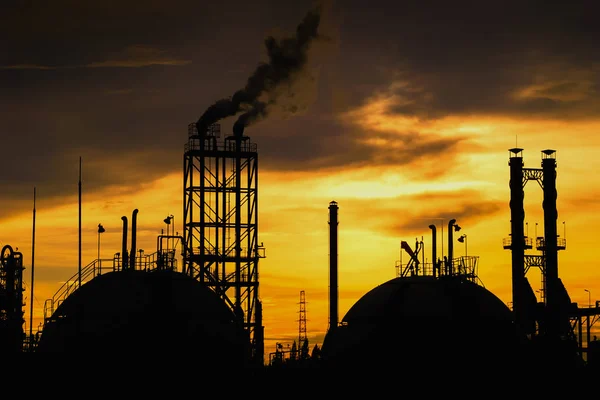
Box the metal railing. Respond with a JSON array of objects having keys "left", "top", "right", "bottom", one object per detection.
[{"left": 42, "top": 249, "right": 178, "bottom": 324}]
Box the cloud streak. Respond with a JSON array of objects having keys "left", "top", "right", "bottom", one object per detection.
[{"left": 1, "top": 45, "right": 191, "bottom": 70}]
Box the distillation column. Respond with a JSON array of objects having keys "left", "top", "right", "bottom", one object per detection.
[
  {"left": 509, "top": 148, "right": 527, "bottom": 336},
  {"left": 541, "top": 150, "right": 560, "bottom": 338},
  {"left": 183, "top": 122, "right": 263, "bottom": 365}
]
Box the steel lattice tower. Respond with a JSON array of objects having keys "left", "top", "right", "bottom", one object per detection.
[
  {"left": 298, "top": 290, "right": 307, "bottom": 346},
  {"left": 183, "top": 122, "right": 264, "bottom": 365}
]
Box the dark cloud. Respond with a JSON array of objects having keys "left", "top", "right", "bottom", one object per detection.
[
  {"left": 246, "top": 111, "right": 465, "bottom": 178},
  {"left": 330, "top": 0, "right": 600, "bottom": 119},
  {"left": 2, "top": 0, "right": 599, "bottom": 220}
]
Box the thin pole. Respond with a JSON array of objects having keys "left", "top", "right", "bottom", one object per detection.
[
  {"left": 29, "top": 187, "right": 36, "bottom": 342},
  {"left": 78, "top": 157, "right": 82, "bottom": 288}
]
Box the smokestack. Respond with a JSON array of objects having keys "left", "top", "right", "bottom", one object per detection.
[
  {"left": 328, "top": 200, "right": 339, "bottom": 331},
  {"left": 508, "top": 148, "right": 526, "bottom": 336},
  {"left": 541, "top": 149, "right": 559, "bottom": 336},
  {"left": 121, "top": 216, "right": 128, "bottom": 270},
  {"left": 196, "top": 7, "right": 321, "bottom": 132},
  {"left": 130, "top": 209, "right": 139, "bottom": 270},
  {"left": 429, "top": 224, "right": 437, "bottom": 278},
  {"left": 233, "top": 120, "right": 245, "bottom": 137}
]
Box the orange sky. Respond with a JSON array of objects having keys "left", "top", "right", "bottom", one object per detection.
[
  {"left": 2, "top": 0, "right": 600, "bottom": 358},
  {"left": 5, "top": 112, "right": 600, "bottom": 356}
]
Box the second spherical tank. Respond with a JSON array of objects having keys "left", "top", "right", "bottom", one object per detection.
[{"left": 321, "top": 275, "right": 525, "bottom": 368}]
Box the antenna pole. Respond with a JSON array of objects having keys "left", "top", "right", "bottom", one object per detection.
[
  {"left": 78, "top": 157, "right": 82, "bottom": 288},
  {"left": 29, "top": 187, "right": 36, "bottom": 343}
]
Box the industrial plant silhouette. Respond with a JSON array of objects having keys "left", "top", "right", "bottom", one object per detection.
[
  {"left": 1, "top": 122, "right": 599, "bottom": 371},
  {"left": 2, "top": 5, "right": 600, "bottom": 372}
]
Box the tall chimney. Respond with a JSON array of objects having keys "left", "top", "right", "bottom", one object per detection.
[
  {"left": 429, "top": 224, "right": 437, "bottom": 277},
  {"left": 328, "top": 201, "right": 339, "bottom": 331},
  {"left": 541, "top": 149, "right": 559, "bottom": 337},
  {"left": 130, "top": 209, "right": 139, "bottom": 270},
  {"left": 509, "top": 148, "right": 526, "bottom": 336},
  {"left": 121, "top": 216, "right": 128, "bottom": 270}
]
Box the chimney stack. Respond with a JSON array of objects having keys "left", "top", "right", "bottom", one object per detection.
[
  {"left": 328, "top": 201, "right": 339, "bottom": 331},
  {"left": 233, "top": 121, "right": 245, "bottom": 137},
  {"left": 541, "top": 149, "right": 559, "bottom": 336},
  {"left": 121, "top": 216, "right": 128, "bottom": 270}
]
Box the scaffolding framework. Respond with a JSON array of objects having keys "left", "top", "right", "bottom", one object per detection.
[{"left": 183, "top": 122, "right": 264, "bottom": 365}]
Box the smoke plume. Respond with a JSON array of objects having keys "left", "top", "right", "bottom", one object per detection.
[{"left": 196, "top": 7, "right": 322, "bottom": 136}]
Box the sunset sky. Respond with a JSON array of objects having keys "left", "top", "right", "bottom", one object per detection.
[{"left": 2, "top": 0, "right": 600, "bottom": 356}]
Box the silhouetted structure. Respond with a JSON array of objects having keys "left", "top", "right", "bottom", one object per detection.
[
  {"left": 183, "top": 122, "right": 265, "bottom": 366},
  {"left": 36, "top": 268, "right": 249, "bottom": 361},
  {"left": 320, "top": 210, "right": 516, "bottom": 368},
  {"left": 0, "top": 244, "right": 25, "bottom": 353},
  {"left": 504, "top": 148, "right": 599, "bottom": 368},
  {"left": 9, "top": 138, "right": 600, "bottom": 370},
  {"left": 328, "top": 201, "right": 339, "bottom": 332},
  {"left": 298, "top": 290, "right": 307, "bottom": 346}
]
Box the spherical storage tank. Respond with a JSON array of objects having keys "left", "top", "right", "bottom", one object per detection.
[
  {"left": 321, "top": 275, "right": 524, "bottom": 368},
  {"left": 37, "top": 269, "right": 250, "bottom": 364}
]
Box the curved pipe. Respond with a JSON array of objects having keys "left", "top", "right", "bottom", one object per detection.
[
  {"left": 130, "top": 209, "right": 139, "bottom": 270},
  {"left": 429, "top": 224, "right": 437, "bottom": 277},
  {"left": 121, "top": 216, "right": 128, "bottom": 270},
  {"left": 448, "top": 219, "right": 456, "bottom": 275}
]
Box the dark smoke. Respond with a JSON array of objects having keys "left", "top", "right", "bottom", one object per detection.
[{"left": 197, "top": 7, "right": 322, "bottom": 136}]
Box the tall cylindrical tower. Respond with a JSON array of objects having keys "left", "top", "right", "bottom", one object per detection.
[
  {"left": 328, "top": 200, "right": 339, "bottom": 331},
  {"left": 509, "top": 148, "right": 526, "bottom": 335},
  {"left": 541, "top": 149, "right": 559, "bottom": 336}
]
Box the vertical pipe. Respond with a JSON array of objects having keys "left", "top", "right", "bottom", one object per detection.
[
  {"left": 200, "top": 128, "right": 206, "bottom": 283},
  {"left": 509, "top": 148, "right": 526, "bottom": 336},
  {"left": 429, "top": 225, "right": 436, "bottom": 278},
  {"left": 121, "top": 216, "right": 128, "bottom": 270},
  {"left": 254, "top": 154, "right": 262, "bottom": 365},
  {"left": 328, "top": 201, "right": 339, "bottom": 331},
  {"left": 542, "top": 150, "right": 559, "bottom": 337},
  {"left": 29, "top": 187, "right": 36, "bottom": 342},
  {"left": 221, "top": 150, "right": 227, "bottom": 287},
  {"left": 235, "top": 134, "right": 242, "bottom": 312},
  {"left": 421, "top": 237, "right": 424, "bottom": 275},
  {"left": 183, "top": 155, "right": 187, "bottom": 276},
  {"left": 130, "top": 209, "right": 138, "bottom": 270},
  {"left": 447, "top": 219, "right": 456, "bottom": 275},
  {"left": 256, "top": 299, "right": 264, "bottom": 365}
]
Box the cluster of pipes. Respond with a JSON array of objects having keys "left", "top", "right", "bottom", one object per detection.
[{"left": 120, "top": 209, "right": 138, "bottom": 270}]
